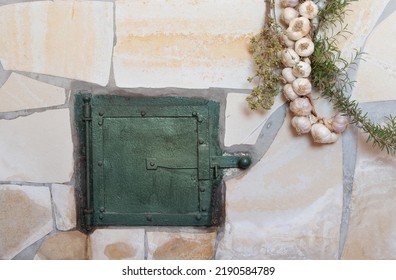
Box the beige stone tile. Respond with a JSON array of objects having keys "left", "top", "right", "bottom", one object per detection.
[
  {"left": 113, "top": 0, "right": 264, "bottom": 88},
  {"left": 0, "top": 73, "right": 65, "bottom": 112},
  {"left": 0, "top": 1, "right": 114, "bottom": 86},
  {"left": 0, "top": 109, "right": 74, "bottom": 183},
  {"left": 51, "top": 184, "right": 76, "bottom": 231},
  {"left": 225, "top": 92, "right": 285, "bottom": 146},
  {"left": 216, "top": 113, "right": 343, "bottom": 259},
  {"left": 89, "top": 228, "right": 145, "bottom": 260},
  {"left": 336, "top": 0, "right": 390, "bottom": 59},
  {"left": 354, "top": 10, "right": 396, "bottom": 102},
  {"left": 147, "top": 231, "right": 217, "bottom": 260},
  {"left": 342, "top": 136, "right": 396, "bottom": 259},
  {"left": 35, "top": 231, "right": 88, "bottom": 260},
  {"left": 0, "top": 185, "right": 53, "bottom": 260}
]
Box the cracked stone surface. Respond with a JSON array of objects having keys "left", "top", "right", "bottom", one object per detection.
[
  {"left": 0, "top": 185, "right": 53, "bottom": 260},
  {"left": 0, "top": 109, "right": 74, "bottom": 183},
  {"left": 0, "top": 1, "right": 114, "bottom": 86},
  {"left": 0, "top": 73, "right": 65, "bottom": 113}
]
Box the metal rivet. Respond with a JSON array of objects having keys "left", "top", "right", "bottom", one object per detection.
[
  {"left": 150, "top": 162, "right": 155, "bottom": 167},
  {"left": 99, "top": 111, "right": 104, "bottom": 116},
  {"left": 99, "top": 207, "right": 105, "bottom": 212},
  {"left": 199, "top": 139, "right": 204, "bottom": 145},
  {"left": 99, "top": 213, "right": 104, "bottom": 220},
  {"left": 200, "top": 187, "right": 205, "bottom": 192},
  {"left": 146, "top": 215, "right": 152, "bottom": 221},
  {"left": 196, "top": 214, "right": 202, "bottom": 221},
  {"left": 238, "top": 156, "right": 252, "bottom": 169},
  {"left": 197, "top": 117, "right": 203, "bottom": 123},
  {"left": 201, "top": 207, "right": 207, "bottom": 212},
  {"left": 192, "top": 112, "right": 197, "bottom": 116},
  {"left": 141, "top": 111, "right": 146, "bottom": 117},
  {"left": 98, "top": 161, "right": 103, "bottom": 166}
]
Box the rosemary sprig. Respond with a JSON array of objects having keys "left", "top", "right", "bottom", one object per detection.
[{"left": 311, "top": 0, "right": 396, "bottom": 153}]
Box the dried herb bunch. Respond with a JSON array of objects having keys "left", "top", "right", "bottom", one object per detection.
[
  {"left": 247, "top": 0, "right": 284, "bottom": 110},
  {"left": 248, "top": 0, "right": 396, "bottom": 153}
]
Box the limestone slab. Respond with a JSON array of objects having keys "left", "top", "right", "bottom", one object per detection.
[
  {"left": 147, "top": 231, "right": 217, "bottom": 260},
  {"left": 89, "top": 228, "right": 145, "bottom": 260},
  {"left": 0, "top": 185, "right": 53, "bottom": 260},
  {"left": 354, "top": 10, "right": 396, "bottom": 102},
  {"left": 225, "top": 92, "right": 284, "bottom": 146},
  {"left": 216, "top": 113, "right": 343, "bottom": 259},
  {"left": 0, "top": 73, "right": 65, "bottom": 112},
  {"left": 51, "top": 184, "right": 76, "bottom": 231},
  {"left": 113, "top": 0, "right": 264, "bottom": 88},
  {"left": 0, "top": 1, "right": 114, "bottom": 86},
  {"left": 342, "top": 136, "right": 396, "bottom": 259},
  {"left": 0, "top": 109, "right": 74, "bottom": 183},
  {"left": 35, "top": 231, "right": 88, "bottom": 260},
  {"left": 336, "top": 0, "right": 390, "bottom": 59}
]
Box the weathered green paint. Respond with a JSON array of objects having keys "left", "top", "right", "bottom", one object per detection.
[{"left": 75, "top": 94, "right": 250, "bottom": 230}]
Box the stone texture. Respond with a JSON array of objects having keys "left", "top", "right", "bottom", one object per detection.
[
  {"left": 0, "top": 109, "right": 73, "bottom": 183},
  {"left": 336, "top": 0, "right": 390, "bottom": 59},
  {"left": 0, "top": 1, "right": 114, "bottom": 86},
  {"left": 342, "top": 136, "right": 396, "bottom": 259},
  {"left": 0, "top": 73, "right": 65, "bottom": 112},
  {"left": 0, "top": 185, "right": 53, "bottom": 260},
  {"left": 216, "top": 111, "right": 343, "bottom": 259},
  {"left": 113, "top": 0, "right": 264, "bottom": 88},
  {"left": 225, "top": 92, "right": 284, "bottom": 146},
  {"left": 35, "top": 231, "right": 88, "bottom": 260},
  {"left": 354, "top": 10, "right": 396, "bottom": 102},
  {"left": 147, "top": 231, "right": 217, "bottom": 260},
  {"left": 51, "top": 184, "right": 76, "bottom": 231},
  {"left": 89, "top": 228, "right": 145, "bottom": 260}
]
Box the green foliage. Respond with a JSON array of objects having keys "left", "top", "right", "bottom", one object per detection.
[{"left": 311, "top": 0, "right": 396, "bottom": 153}]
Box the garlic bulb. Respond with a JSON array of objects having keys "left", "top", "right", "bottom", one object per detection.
[
  {"left": 282, "top": 68, "right": 296, "bottom": 83},
  {"left": 295, "top": 37, "right": 315, "bottom": 57},
  {"left": 292, "top": 78, "right": 312, "bottom": 96},
  {"left": 299, "top": 1, "right": 319, "bottom": 19},
  {"left": 292, "top": 61, "right": 311, "bottom": 78},
  {"left": 290, "top": 97, "right": 312, "bottom": 116},
  {"left": 281, "top": 0, "right": 299, "bottom": 8},
  {"left": 291, "top": 116, "right": 312, "bottom": 134},
  {"left": 281, "top": 7, "right": 299, "bottom": 25},
  {"left": 281, "top": 48, "right": 300, "bottom": 67},
  {"left": 286, "top": 17, "right": 311, "bottom": 41},
  {"left": 283, "top": 34, "right": 295, "bottom": 48},
  {"left": 283, "top": 84, "right": 299, "bottom": 101},
  {"left": 311, "top": 123, "right": 339, "bottom": 144},
  {"left": 331, "top": 113, "right": 349, "bottom": 133},
  {"left": 302, "top": 57, "right": 311, "bottom": 64},
  {"left": 308, "top": 114, "right": 318, "bottom": 124}
]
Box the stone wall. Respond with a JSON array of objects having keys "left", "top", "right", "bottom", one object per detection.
[{"left": 1, "top": 0, "right": 395, "bottom": 260}]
